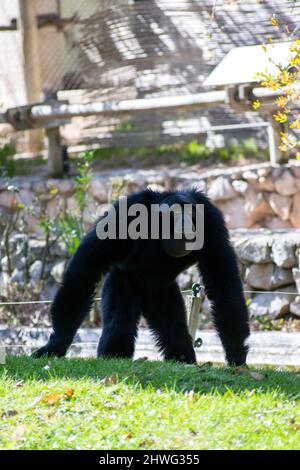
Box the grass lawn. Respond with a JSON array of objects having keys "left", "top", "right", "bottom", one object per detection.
[{"left": 0, "top": 356, "right": 299, "bottom": 450}]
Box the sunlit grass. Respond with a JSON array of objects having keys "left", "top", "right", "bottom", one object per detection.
[{"left": 0, "top": 356, "right": 299, "bottom": 450}]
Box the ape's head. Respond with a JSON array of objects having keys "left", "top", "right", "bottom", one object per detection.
[{"left": 159, "top": 193, "right": 197, "bottom": 258}]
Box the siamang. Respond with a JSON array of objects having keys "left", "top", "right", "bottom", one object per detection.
[{"left": 34, "top": 189, "right": 249, "bottom": 366}]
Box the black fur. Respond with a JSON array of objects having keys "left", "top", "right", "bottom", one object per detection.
[{"left": 33, "top": 189, "right": 249, "bottom": 366}]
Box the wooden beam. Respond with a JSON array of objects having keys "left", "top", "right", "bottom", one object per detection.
[
  {"left": 18, "top": 0, "right": 43, "bottom": 152},
  {"left": 29, "top": 90, "right": 227, "bottom": 122},
  {"left": 0, "top": 15, "right": 74, "bottom": 32},
  {"left": 46, "top": 127, "right": 64, "bottom": 177},
  {"left": 267, "top": 112, "right": 285, "bottom": 164}
]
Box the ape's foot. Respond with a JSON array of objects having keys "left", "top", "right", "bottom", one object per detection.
[
  {"left": 32, "top": 338, "right": 69, "bottom": 358},
  {"left": 164, "top": 348, "right": 197, "bottom": 365},
  {"left": 226, "top": 345, "right": 248, "bottom": 367},
  {"left": 31, "top": 345, "right": 64, "bottom": 358}
]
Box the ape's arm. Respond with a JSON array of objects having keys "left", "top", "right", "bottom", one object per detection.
[
  {"left": 194, "top": 193, "right": 250, "bottom": 366},
  {"left": 33, "top": 227, "right": 133, "bottom": 357}
]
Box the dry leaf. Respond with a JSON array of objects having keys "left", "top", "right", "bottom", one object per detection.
[
  {"left": 1, "top": 409, "right": 18, "bottom": 418},
  {"left": 234, "top": 367, "right": 249, "bottom": 375},
  {"left": 134, "top": 357, "right": 148, "bottom": 363},
  {"left": 103, "top": 375, "right": 118, "bottom": 386},
  {"left": 249, "top": 371, "right": 265, "bottom": 381},
  {"left": 197, "top": 362, "right": 213, "bottom": 372},
  {"left": 64, "top": 388, "right": 74, "bottom": 398},
  {"left": 185, "top": 390, "right": 196, "bottom": 401},
  {"left": 13, "top": 424, "right": 26, "bottom": 442},
  {"left": 41, "top": 393, "right": 64, "bottom": 405}
]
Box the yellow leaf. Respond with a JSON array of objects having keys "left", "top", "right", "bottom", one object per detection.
[
  {"left": 273, "top": 111, "right": 287, "bottom": 123},
  {"left": 290, "top": 119, "right": 300, "bottom": 129},
  {"left": 252, "top": 100, "right": 261, "bottom": 109}
]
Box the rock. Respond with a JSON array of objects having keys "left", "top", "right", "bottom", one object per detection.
[
  {"left": 274, "top": 170, "right": 298, "bottom": 196},
  {"left": 239, "top": 237, "right": 271, "bottom": 264},
  {"left": 257, "top": 167, "right": 270, "bottom": 178},
  {"left": 216, "top": 197, "right": 251, "bottom": 228},
  {"left": 17, "top": 190, "right": 35, "bottom": 207},
  {"left": 11, "top": 269, "right": 25, "bottom": 284},
  {"left": 29, "top": 260, "right": 43, "bottom": 284},
  {"left": 33, "top": 181, "right": 46, "bottom": 194},
  {"left": 1, "top": 256, "right": 12, "bottom": 273},
  {"left": 207, "top": 177, "right": 236, "bottom": 201},
  {"left": 290, "top": 193, "right": 300, "bottom": 228},
  {"left": 271, "top": 167, "right": 283, "bottom": 179},
  {"left": 25, "top": 214, "right": 44, "bottom": 235},
  {"left": 176, "top": 266, "right": 198, "bottom": 290},
  {"left": 66, "top": 196, "right": 78, "bottom": 211},
  {"left": 232, "top": 180, "right": 248, "bottom": 194},
  {"left": 46, "top": 199, "right": 64, "bottom": 218},
  {"left": 15, "top": 256, "right": 26, "bottom": 271},
  {"left": 268, "top": 193, "right": 292, "bottom": 221},
  {"left": 290, "top": 296, "right": 300, "bottom": 318},
  {"left": 0, "top": 272, "right": 10, "bottom": 295},
  {"left": 271, "top": 238, "right": 297, "bottom": 268},
  {"left": 90, "top": 180, "right": 108, "bottom": 203},
  {"left": 242, "top": 170, "right": 257, "bottom": 182},
  {"left": 49, "top": 240, "right": 69, "bottom": 258},
  {"left": 51, "top": 261, "right": 65, "bottom": 283},
  {"left": 291, "top": 166, "right": 300, "bottom": 178},
  {"left": 257, "top": 176, "right": 275, "bottom": 192},
  {"left": 249, "top": 287, "right": 295, "bottom": 319},
  {"left": 0, "top": 190, "right": 15, "bottom": 208},
  {"left": 244, "top": 189, "right": 273, "bottom": 224},
  {"left": 245, "top": 263, "right": 294, "bottom": 290},
  {"left": 28, "top": 239, "right": 46, "bottom": 261},
  {"left": 292, "top": 268, "right": 300, "bottom": 292},
  {"left": 41, "top": 283, "right": 57, "bottom": 301},
  {"left": 83, "top": 201, "right": 98, "bottom": 224},
  {"left": 264, "top": 217, "right": 292, "bottom": 230},
  {"left": 54, "top": 180, "right": 73, "bottom": 193}
]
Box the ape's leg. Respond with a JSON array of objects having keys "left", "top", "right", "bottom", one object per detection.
[
  {"left": 197, "top": 201, "right": 250, "bottom": 366},
  {"left": 142, "top": 283, "right": 196, "bottom": 364},
  {"left": 97, "top": 269, "right": 141, "bottom": 358}
]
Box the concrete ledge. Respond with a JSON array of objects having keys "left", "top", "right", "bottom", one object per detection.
[{"left": 1, "top": 327, "right": 299, "bottom": 366}]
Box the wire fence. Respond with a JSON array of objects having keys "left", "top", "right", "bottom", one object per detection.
[
  {"left": 0, "top": 288, "right": 298, "bottom": 307},
  {"left": 1, "top": 0, "right": 300, "bottom": 151}
]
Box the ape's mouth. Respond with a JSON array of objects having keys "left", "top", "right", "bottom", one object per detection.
[{"left": 161, "top": 238, "right": 192, "bottom": 258}]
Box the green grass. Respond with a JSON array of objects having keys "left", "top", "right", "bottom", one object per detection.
[{"left": 0, "top": 356, "right": 299, "bottom": 450}]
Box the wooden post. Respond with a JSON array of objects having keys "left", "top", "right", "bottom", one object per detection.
[
  {"left": 46, "top": 127, "right": 64, "bottom": 177},
  {"left": 268, "top": 112, "right": 285, "bottom": 164},
  {"left": 187, "top": 283, "right": 205, "bottom": 343},
  {"left": 18, "top": 0, "right": 43, "bottom": 152}
]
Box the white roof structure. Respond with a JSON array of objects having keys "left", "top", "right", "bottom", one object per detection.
[{"left": 204, "top": 41, "right": 293, "bottom": 87}]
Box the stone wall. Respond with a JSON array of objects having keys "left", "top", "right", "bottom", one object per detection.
[
  {"left": 1, "top": 230, "right": 300, "bottom": 325},
  {"left": 1, "top": 161, "right": 300, "bottom": 325},
  {"left": 1, "top": 162, "right": 300, "bottom": 233}
]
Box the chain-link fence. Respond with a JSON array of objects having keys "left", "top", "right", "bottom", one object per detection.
[{"left": 0, "top": 0, "right": 300, "bottom": 153}]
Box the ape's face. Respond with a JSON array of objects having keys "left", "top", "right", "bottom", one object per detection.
[{"left": 159, "top": 194, "right": 196, "bottom": 258}]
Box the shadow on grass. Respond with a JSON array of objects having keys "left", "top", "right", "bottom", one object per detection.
[{"left": 1, "top": 355, "right": 299, "bottom": 398}]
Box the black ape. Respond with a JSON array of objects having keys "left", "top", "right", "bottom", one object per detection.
[{"left": 34, "top": 189, "right": 249, "bottom": 366}]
